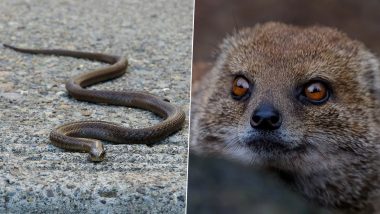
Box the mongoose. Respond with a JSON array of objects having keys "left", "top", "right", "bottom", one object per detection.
[{"left": 190, "top": 22, "right": 380, "bottom": 213}]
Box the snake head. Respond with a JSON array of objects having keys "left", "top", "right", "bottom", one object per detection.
[{"left": 88, "top": 141, "right": 106, "bottom": 162}]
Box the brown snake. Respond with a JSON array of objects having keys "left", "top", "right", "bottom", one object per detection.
[{"left": 4, "top": 44, "right": 186, "bottom": 162}]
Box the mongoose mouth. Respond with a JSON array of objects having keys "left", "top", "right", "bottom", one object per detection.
[{"left": 246, "top": 137, "right": 306, "bottom": 154}]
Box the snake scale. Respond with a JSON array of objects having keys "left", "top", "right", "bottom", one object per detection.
[{"left": 4, "top": 44, "right": 186, "bottom": 162}]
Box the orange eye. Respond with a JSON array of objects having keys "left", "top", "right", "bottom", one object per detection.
[
  {"left": 304, "top": 82, "right": 328, "bottom": 102},
  {"left": 232, "top": 77, "right": 250, "bottom": 98}
]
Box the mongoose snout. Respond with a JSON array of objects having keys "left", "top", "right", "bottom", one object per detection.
[{"left": 250, "top": 103, "right": 282, "bottom": 130}]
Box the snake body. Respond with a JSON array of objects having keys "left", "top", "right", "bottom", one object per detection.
[{"left": 4, "top": 44, "right": 186, "bottom": 162}]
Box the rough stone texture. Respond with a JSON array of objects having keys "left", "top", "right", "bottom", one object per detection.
[{"left": 0, "top": 0, "right": 193, "bottom": 213}]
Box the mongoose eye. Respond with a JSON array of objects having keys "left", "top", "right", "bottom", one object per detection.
[
  {"left": 303, "top": 81, "right": 329, "bottom": 104},
  {"left": 232, "top": 76, "right": 250, "bottom": 99}
]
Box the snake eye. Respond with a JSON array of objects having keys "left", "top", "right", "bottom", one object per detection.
[
  {"left": 303, "top": 81, "right": 330, "bottom": 104},
  {"left": 232, "top": 76, "right": 250, "bottom": 99}
]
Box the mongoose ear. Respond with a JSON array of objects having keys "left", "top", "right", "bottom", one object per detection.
[
  {"left": 372, "top": 56, "right": 380, "bottom": 100},
  {"left": 375, "top": 59, "right": 380, "bottom": 97},
  {"left": 352, "top": 49, "right": 380, "bottom": 126},
  {"left": 370, "top": 55, "right": 380, "bottom": 123},
  {"left": 356, "top": 49, "right": 380, "bottom": 97}
]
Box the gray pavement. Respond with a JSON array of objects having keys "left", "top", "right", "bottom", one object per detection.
[{"left": 0, "top": 0, "right": 193, "bottom": 213}]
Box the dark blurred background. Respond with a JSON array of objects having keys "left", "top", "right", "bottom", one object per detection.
[
  {"left": 192, "top": 0, "right": 380, "bottom": 82},
  {"left": 188, "top": 0, "right": 380, "bottom": 213},
  {"left": 187, "top": 154, "right": 333, "bottom": 214}
]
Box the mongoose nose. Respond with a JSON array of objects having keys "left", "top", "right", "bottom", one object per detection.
[{"left": 250, "top": 104, "right": 282, "bottom": 130}]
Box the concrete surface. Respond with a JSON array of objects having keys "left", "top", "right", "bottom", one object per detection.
[{"left": 0, "top": 0, "right": 193, "bottom": 213}]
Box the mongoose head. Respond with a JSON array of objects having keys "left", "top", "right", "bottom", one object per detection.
[{"left": 192, "top": 22, "right": 379, "bottom": 210}]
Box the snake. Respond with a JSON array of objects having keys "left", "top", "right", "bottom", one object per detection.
[{"left": 3, "top": 44, "right": 186, "bottom": 162}]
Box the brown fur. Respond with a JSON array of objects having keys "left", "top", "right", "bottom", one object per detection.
[{"left": 191, "top": 22, "right": 380, "bottom": 213}]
